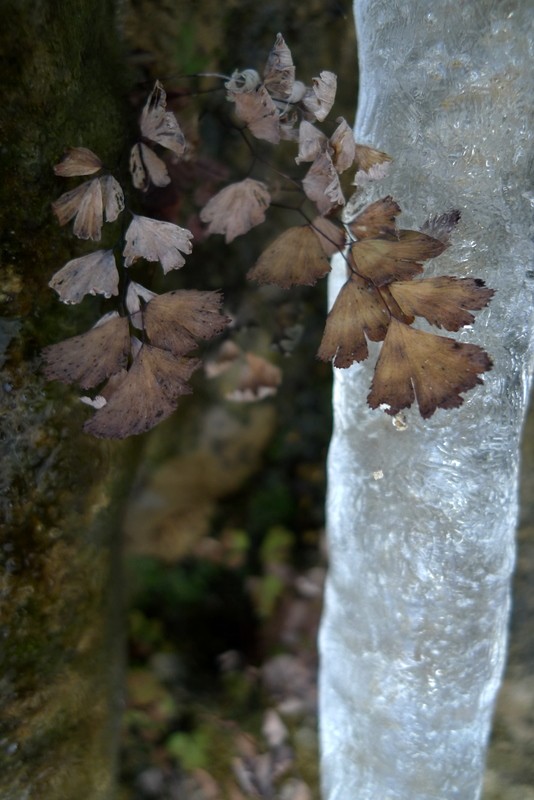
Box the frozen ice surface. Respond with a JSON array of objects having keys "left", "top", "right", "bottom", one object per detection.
[{"left": 319, "top": 2, "right": 534, "bottom": 799}]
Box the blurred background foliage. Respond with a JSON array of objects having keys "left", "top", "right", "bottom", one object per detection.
[
  {"left": 117, "top": 2, "right": 356, "bottom": 798},
  {"left": 115, "top": 2, "right": 534, "bottom": 798}
]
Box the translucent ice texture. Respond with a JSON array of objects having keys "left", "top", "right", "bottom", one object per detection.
[{"left": 319, "top": 2, "right": 534, "bottom": 799}]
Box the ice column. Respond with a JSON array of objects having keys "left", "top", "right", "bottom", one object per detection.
[{"left": 319, "top": 2, "right": 534, "bottom": 799}]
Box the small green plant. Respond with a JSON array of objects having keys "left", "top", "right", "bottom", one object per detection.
[{"left": 43, "top": 34, "right": 493, "bottom": 437}]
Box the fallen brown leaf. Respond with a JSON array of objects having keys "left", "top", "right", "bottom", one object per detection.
[
  {"left": 200, "top": 179, "right": 271, "bottom": 243},
  {"left": 48, "top": 250, "right": 118, "bottom": 304},
  {"left": 53, "top": 147, "right": 102, "bottom": 177},
  {"left": 248, "top": 226, "right": 331, "bottom": 288},
  {"left": 84, "top": 345, "right": 200, "bottom": 438},
  {"left": 231, "top": 84, "right": 281, "bottom": 144},
  {"left": 389, "top": 276, "right": 495, "bottom": 331},
  {"left": 144, "top": 290, "right": 230, "bottom": 356},
  {"left": 367, "top": 318, "right": 492, "bottom": 418},
  {"left": 350, "top": 231, "right": 446, "bottom": 286},
  {"left": 317, "top": 273, "right": 390, "bottom": 366},
  {"left": 263, "top": 32, "right": 295, "bottom": 100},
  {"left": 348, "top": 196, "right": 401, "bottom": 241},
  {"left": 42, "top": 313, "right": 129, "bottom": 389},
  {"left": 302, "top": 71, "right": 337, "bottom": 121},
  {"left": 302, "top": 151, "right": 344, "bottom": 215}
]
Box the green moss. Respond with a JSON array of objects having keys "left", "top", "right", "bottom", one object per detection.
[
  {"left": 0, "top": 0, "right": 130, "bottom": 226},
  {"left": 0, "top": 2, "right": 137, "bottom": 799}
]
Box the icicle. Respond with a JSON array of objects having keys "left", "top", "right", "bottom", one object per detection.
[{"left": 319, "top": 2, "right": 534, "bottom": 798}]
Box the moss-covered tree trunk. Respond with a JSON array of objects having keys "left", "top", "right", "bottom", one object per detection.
[{"left": 0, "top": 2, "right": 132, "bottom": 798}]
